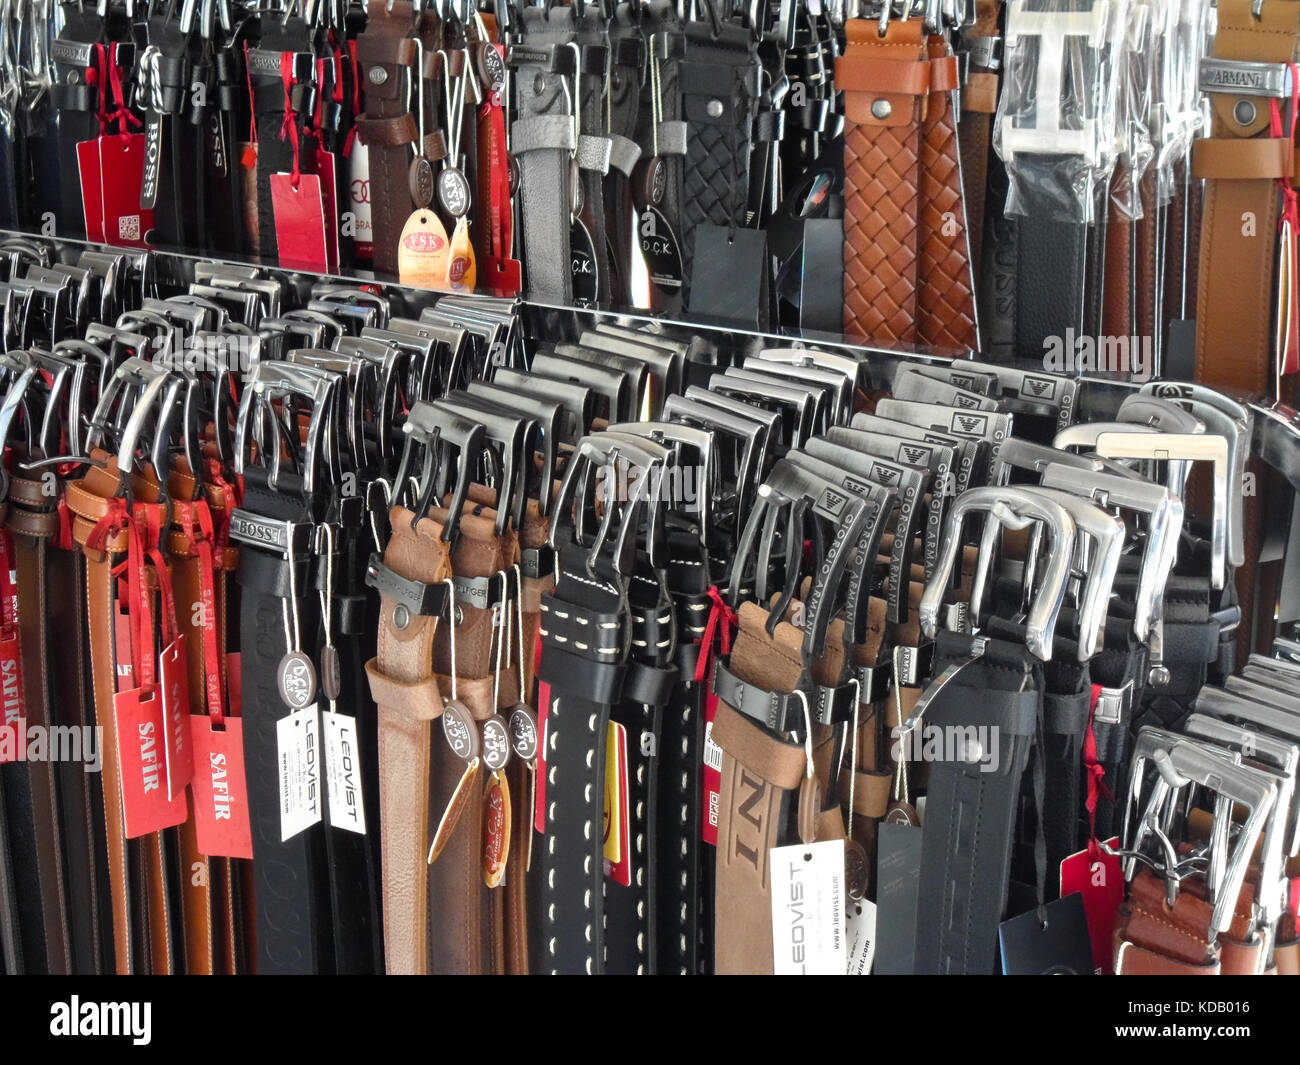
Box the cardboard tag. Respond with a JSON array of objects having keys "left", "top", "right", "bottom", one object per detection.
[
  {"left": 276, "top": 704, "right": 322, "bottom": 841},
  {"left": 428, "top": 758, "right": 480, "bottom": 862},
  {"left": 483, "top": 768, "right": 511, "bottom": 888},
  {"left": 189, "top": 714, "right": 253, "bottom": 859},
  {"left": 999, "top": 893, "right": 1095, "bottom": 975},
  {"left": 769, "top": 839, "right": 846, "bottom": 975},
  {"left": 321, "top": 709, "right": 366, "bottom": 834},
  {"left": 77, "top": 139, "right": 106, "bottom": 243},
  {"left": 639, "top": 206, "right": 683, "bottom": 296},
  {"left": 114, "top": 685, "right": 189, "bottom": 837},
  {"left": 397, "top": 210, "right": 451, "bottom": 288},
  {"left": 874, "top": 822, "right": 923, "bottom": 974},
  {"left": 270, "top": 173, "right": 330, "bottom": 273},
  {"left": 348, "top": 142, "right": 373, "bottom": 261},
  {"left": 685, "top": 224, "right": 769, "bottom": 330},
  {"left": 99, "top": 134, "right": 153, "bottom": 248},
  {"left": 1059, "top": 838, "right": 1123, "bottom": 975},
  {"left": 446, "top": 217, "right": 477, "bottom": 292},
  {"left": 701, "top": 688, "right": 723, "bottom": 846},
  {"left": 846, "top": 897, "right": 877, "bottom": 975},
  {"left": 240, "top": 143, "right": 260, "bottom": 251},
  {"left": 159, "top": 636, "right": 194, "bottom": 800},
  {"left": 602, "top": 721, "right": 630, "bottom": 886},
  {"left": 314, "top": 148, "right": 341, "bottom": 273},
  {"left": 570, "top": 217, "right": 599, "bottom": 307},
  {"left": 534, "top": 678, "right": 550, "bottom": 835},
  {"left": 114, "top": 599, "right": 135, "bottom": 692}
]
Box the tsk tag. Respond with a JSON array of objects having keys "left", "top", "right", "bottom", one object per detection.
[
  {"left": 768, "top": 838, "right": 846, "bottom": 975},
  {"left": 276, "top": 704, "right": 322, "bottom": 841},
  {"left": 321, "top": 709, "right": 366, "bottom": 835}
]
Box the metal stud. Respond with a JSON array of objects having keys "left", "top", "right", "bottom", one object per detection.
[{"left": 871, "top": 99, "right": 892, "bottom": 120}]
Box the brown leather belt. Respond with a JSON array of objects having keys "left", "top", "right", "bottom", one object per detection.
[
  {"left": 1193, "top": 0, "right": 1300, "bottom": 661},
  {"left": 837, "top": 21, "right": 976, "bottom": 352},
  {"left": 958, "top": 0, "right": 1002, "bottom": 279}
]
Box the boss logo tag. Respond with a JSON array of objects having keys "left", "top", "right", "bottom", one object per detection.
[{"left": 140, "top": 113, "right": 162, "bottom": 209}]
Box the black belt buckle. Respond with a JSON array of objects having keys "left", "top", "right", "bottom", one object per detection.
[
  {"left": 521, "top": 543, "right": 555, "bottom": 580},
  {"left": 506, "top": 44, "right": 576, "bottom": 76},
  {"left": 894, "top": 642, "right": 934, "bottom": 688}
]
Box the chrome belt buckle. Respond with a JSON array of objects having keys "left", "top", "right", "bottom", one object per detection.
[{"left": 1198, "top": 57, "right": 1295, "bottom": 99}]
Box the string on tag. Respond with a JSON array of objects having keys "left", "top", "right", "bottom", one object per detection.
[{"left": 280, "top": 51, "right": 302, "bottom": 187}]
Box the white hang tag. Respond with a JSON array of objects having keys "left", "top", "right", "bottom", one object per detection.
[
  {"left": 322, "top": 710, "right": 367, "bottom": 835},
  {"left": 276, "top": 704, "right": 322, "bottom": 841},
  {"left": 846, "top": 898, "right": 878, "bottom": 975},
  {"left": 768, "top": 838, "right": 846, "bottom": 975}
]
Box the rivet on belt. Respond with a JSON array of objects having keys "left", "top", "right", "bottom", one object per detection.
[
  {"left": 706, "top": 98, "right": 723, "bottom": 118},
  {"left": 1233, "top": 99, "right": 1257, "bottom": 126},
  {"left": 393, "top": 604, "right": 410, "bottom": 629},
  {"left": 871, "top": 99, "right": 892, "bottom": 120},
  {"left": 368, "top": 66, "right": 388, "bottom": 86}
]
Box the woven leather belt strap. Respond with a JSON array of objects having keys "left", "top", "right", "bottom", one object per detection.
[
  {"left": 355, "top": 0, "right": 417, "bottom": 277},
  {"left": 0, "top": 472, "right": 70, "bottom": 974},
  {"left": 838, "top": 20, "right": 928, "bottom": 345},
  {"left": 514, "top": 5, "right": 577, "bottom": 305},
  {"left": 536, "top": 542, "right": 630, "bottom": 974},
  {"left": 365, "top": 506, "right": 451, "bottom": 974},
  {"left": 919, "top": 34, "right": 979, "bottom": 350},
  {"left": 958, "top": 0, "right": 1002, "bottom": 275},
  {"left": 604, "top": 4, "right": 645, "bottom": 308},
  {"left": 678, "top": 20, "right": 758, "bottom": 302},
  {"left": 914, "top": 632, "right": 1041, "bottom": 974}
]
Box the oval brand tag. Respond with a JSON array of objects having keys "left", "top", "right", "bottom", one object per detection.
[
  {"left": 437, "top": 167, "right": 472, "bottom": 218},
  {"left": 397, "top": 211, "right": 451, "bottom": 288},
  {"left": 570, "top": 218, "right": 599, "bottom": 307},
  {"left": 409, "top": 157, "right": 435, "bottom": 209},
  {"left": 845, "top": 837, "right": 869, "bottom": 900},
  {"left": 885, "top": 800, "right": 919, "bottom": 827},
  {"left": 442, "top": 699, "right": 480, "bottom": 762},
  {"left": 476, "top": 43, "right": 506, "bottom": 96},
  {"left": 481, "top": 714, "right": 511, "bottom": 771},
  {"left": 277, "top": 652, "right": 317, "bottom": 709},
  {"left": 638, "top": 206, "right": 682, "bottom": 295},
  {"left": 508, "top": 704, "right": 538, "bottom": 762},
  {"left": 482, "top": 769, "right": 512, "bottom": 888},
  {"left": 319, "top": 645, "right": 342, "bottom": 702}
]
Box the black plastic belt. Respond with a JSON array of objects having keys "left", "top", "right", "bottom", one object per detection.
[
  {"left": 913, "top": 631, "right": 1041, "bottom": 974},
  {"left": 603, "top": 571, "right": 677, "bottom": 975},
  {"left": 311, "top": 492, "right": 383, "bottom": 974},
  {"left": 235, "top": 471, "right": 334, "bottom": 974},
  {"left": 536, "top": 542, "right": 629, "bottom": 975},
  {"left": 603, "top": 5, "right": 644, "bottom": 308}
]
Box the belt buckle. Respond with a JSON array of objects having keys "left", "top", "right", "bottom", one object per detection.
[
  {"left": 1000, "top": 0, "right": 1109, "bottom": 165},
  {"left": 1093, "top": 680, "right": 1132, "bottom": 726}
]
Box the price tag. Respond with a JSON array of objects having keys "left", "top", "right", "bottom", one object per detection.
[
  {"left": 276, "top": 704, "right": 322, "bottom": 841},
  {"left": 769, "top": 839, "right": 846, "bottom": 975},
  {"left": 321, "top": 709, "right": 366, "bottom": 835}
]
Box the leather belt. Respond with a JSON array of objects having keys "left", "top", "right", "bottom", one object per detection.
[
  {"left": 512, "top": 6, "right": 578, "bottom": 306},
  {"left": 913, "top": 632, "right": 1041, "bottom": 974},
  {"left": 957, "top": 0, "right": 1002, "bottom": 279},
  {"left": 604, "top": 5, "right": 645, "bottom": 308}
]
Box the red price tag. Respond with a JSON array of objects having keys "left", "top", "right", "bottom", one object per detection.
[
  {"left": 114, "top": 685, "right": 189, "bottom": 837},
  {"left": 1059, "top": 838, "right": 1123, "bottom": 975}
]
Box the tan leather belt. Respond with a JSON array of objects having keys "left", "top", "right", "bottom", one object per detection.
[{"left": 837, "top": 20, "right": 977, "bottom": 352}]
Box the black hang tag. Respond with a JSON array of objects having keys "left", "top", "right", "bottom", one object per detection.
[
  {"left": 1165, "top": 319, "right": 1198, "bottom": 382},
  {"left": 140, "top": 111, "right": 163, "bottom": 209},
  {"left": 685, "top": 224, "right": 770, "bottom": 332},
  {"left": 799, "top": 217, "right": 844, "bottom": 334},
  {"left": 639, "top": 205, "right": 682, "bottom": 296},
  {"left": 998, "top": 893, "right": 1095, "bottom": 975},
  {"left": 873, "top": 821, "right": 923, "bottom": 975},
  {"left": 570, "top": 217, "right": 600, "bottom": 307}
]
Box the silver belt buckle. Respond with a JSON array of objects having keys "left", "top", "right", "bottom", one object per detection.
[{"left": 1198, "top": 58, "right": 1295, "bottom": 99}]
